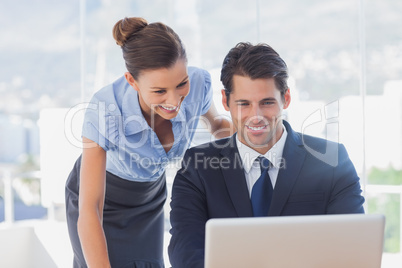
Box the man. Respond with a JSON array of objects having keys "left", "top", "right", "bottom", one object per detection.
[{"left": 168, "top": 42, "right": 365, "bottom": 268}]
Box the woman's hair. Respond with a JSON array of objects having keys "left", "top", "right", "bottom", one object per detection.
[{"left": 113, "top": 17, "right": 187, "bottom": 79}]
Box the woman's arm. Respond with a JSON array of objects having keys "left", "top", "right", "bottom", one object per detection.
[
  {"left": 201, "top": 102, "right": 234, "bottom": 139},
  {"left": 77, "top": 136, "right": 111, "bottom": 268}
]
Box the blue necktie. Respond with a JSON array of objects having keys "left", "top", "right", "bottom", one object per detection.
[{"left": 251, "top": 156, "right": 273, "bottom": 217}]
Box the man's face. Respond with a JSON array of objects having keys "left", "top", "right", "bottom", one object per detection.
[{"left": 222, "top": 75, "right": 290, "bottom": 154}]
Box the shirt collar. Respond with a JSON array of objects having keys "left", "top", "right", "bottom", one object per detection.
[
  {"left": 236, "top": 124, "right": 288, "bottom": 173},
  {"left": 121, "top": 86, "right": 149, "bottom": 135},
  {"left": 121, "top": 84, "right": 187, "bottom": 136}
]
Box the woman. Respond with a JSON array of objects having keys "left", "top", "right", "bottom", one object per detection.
[{"left": 65, "top": 17, "right": 232, "bottom": 268}]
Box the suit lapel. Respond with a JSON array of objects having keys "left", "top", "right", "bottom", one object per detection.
[
  {"left": 269, "top": 121, "right": 306, "bottom": 216},
  {"left": 220, "top": 135, "right": 254, "bottom": 217}
]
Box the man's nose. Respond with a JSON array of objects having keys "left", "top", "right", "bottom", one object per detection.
[{"left": 250, "top": 105, "right": 263, "bottom": 124}]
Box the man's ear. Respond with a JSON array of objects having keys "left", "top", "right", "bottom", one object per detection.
[
  {"left": 124, "top": 72, "right": 140, "bottom": 91},
  {"left": 221, "top": 89, "right": 230, "bottom": 111},
  {"left": 283, "top": 88, "right": 291, "bottom": 109}
]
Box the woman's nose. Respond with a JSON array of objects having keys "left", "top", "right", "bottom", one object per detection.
[{"left": 166, "top": 92, "right": 181, "bottom": 106}]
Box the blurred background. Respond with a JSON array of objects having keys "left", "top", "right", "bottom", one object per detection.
[{"left": 0, "top": 0, "right": 401, "bottom": 267}]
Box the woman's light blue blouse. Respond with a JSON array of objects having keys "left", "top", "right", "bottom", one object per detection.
[{"left": 82, "top": 67, "right": 212, "bottom": 182}]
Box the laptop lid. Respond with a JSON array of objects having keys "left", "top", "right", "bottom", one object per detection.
[{"left": 205, "top": 214, "right": 385, "bottom": 268}]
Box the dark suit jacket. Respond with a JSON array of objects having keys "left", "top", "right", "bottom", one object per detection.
[{"left": 168, "top": 121, "right": 365, "bottom": 268}]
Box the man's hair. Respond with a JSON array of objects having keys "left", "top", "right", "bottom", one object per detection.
[{"left": 220, "top": 42, "right": 288, "bottom": 105}]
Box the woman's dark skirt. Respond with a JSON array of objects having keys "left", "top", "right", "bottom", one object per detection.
[{"left": 65, "top": 156, "right": 167, "bottom": 268}]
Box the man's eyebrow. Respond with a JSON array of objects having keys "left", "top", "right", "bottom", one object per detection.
[
  {"left": 150, "top": 76, "right": 189, "bottom": 90},
  {"left": 261, "top": 97, "right": 276, "bottom": 102},
  {"left": 234, "top": 97, "right": 276, "bottom": 103}
]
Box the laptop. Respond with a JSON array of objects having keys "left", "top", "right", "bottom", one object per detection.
[{"left": 205, "top": 214, "right": 385, "bottom": 268}]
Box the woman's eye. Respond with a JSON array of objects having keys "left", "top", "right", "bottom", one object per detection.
[
  {"left": 177, "top": 81, "right": 188, "bottom": 88},
  {"left": 155, "top": 90, "right": 166, "bottom": 94}
]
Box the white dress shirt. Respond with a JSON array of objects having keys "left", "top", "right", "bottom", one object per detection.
[{"left": 236, "top": 125, "right": 288, "bottom": 197}]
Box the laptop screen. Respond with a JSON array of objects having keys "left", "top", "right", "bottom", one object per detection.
[{"left": 205, "top": 214, "right": 385, "bottom": 268}]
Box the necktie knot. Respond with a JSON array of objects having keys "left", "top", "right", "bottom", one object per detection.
[{"left": 257, "top": 156, "right": 271, "bottom": 174}]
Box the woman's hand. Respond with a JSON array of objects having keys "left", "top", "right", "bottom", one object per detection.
[{"left": 201, "top": 102, "right": 235, "bottom": 139}]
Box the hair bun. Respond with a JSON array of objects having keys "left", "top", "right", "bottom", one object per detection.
[{"left": 113, "top": 17, "right": 148, "bottom": 47}]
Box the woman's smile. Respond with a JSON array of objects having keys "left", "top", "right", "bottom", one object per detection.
[{"left": 159, "top": 104, "right": 179, "bottom": 113}]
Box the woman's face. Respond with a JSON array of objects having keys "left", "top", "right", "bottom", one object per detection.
[{"left": 126, "top": 59, "right": 190, "bottom": 121}]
